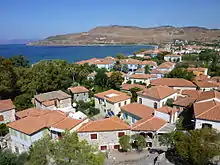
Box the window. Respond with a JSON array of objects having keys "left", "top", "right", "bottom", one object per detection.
[
  {"left": 114, "top": 145, "right": 120, "bottom": 149},
  {"left": 123, "top": 113, "right": 128, "bottom": 119},
  {"left": 202, "top": 123, "right": 212, "bottom": 128},
  {"left": 99, "top": 99, "right": 101, "bottom": 104},
  {"left": 118, "top": 103, "right": 121, "bottom": 107},
  {"left": 139, "top": 98, "right": 142, "bottom": 104},
  {"left": 15, "top": 146, "right": 19, "bottom": 154},
  {"left": 154, "top": 102, "right": 158, "bottom": 109},
  {"left": 118, "top": 132, "right": 125, "bottom": 137},
  {"left": 132, "top": 117, "right": 136, "bottom": 123},
  {"left": 124, "top": 101, "right": 127, "bottom": 105},
  {"left": 100, "top": 146, "right": 107, "bottom": 150},
  {"left": 57, "top": 132, "right": 62, "bottom": 140},
  {"left": 90, "top": 134, "right": 97, "bottom": 140}
]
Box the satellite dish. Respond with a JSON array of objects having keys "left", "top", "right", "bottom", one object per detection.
[{"left": 72, "top": 103, "right": 77, "bottom": 107}]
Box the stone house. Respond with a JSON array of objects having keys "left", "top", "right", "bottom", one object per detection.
[
  {"left": 68, "top": 86, "right": 89, "bottom": 102},
  {"left": 0, "top": 99, "right": 16, "bottom": 124},
  {"left": 94, "top": 89, "right": 131, "bottom": 116},
  {"left": 34, "top": 90, "right": 74, "bottom": 113},
  {"left": 137, "top": 86, "right": 178, "bottom": 109},
  {"left": 78, "top": 117, "right": 130, "bottom": 151}
]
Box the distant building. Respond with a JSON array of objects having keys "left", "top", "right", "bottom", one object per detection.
[
  {"left": 164, "top": 54, "right": 182, "bottom": 62},
  {"left": 187, "top": 67, "right": 208, "bottom": 76},
  {"left": 68, "top": 86, "right": 89, "bottom": 102},
  {"left": 0, "top": 99, "right": 16, "bottom": 124},
  {"left": 120, "top": 84, "right": 146, "bottom": 93},
  {"left": 155, "top": 106, "right": 179, "bottom": 124},
  {"left": 129, "top": 74, "right": 152, "bottom": 85},
  {"left": 156, "top": 62, "right": 176, "bottom": 72}
]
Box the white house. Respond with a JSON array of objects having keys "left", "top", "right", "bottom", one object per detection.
[
  {"left": 151, "top": 78, "right": 197, "bottom": 92},
  {"left": 94, "top": 89, "right": 131, "bottom": 116},
  {"left": 0, "top": 99, "right": 16, "bottom": 124},
  {"left": 155, "top": 106, "right": 179, "bottom": 124},
  {"left": 141, "top": 61, "right": 157, "bottom": 70},
  {"left": 34, "top": 90, "right": 74, "bottom": 113},
  {"left": 68, "top": 86, "right": 90, "bottom": 102},
  {"left": 137, "top": 86, "right": 178, "bottom": 109},
  {"left": 78, "top": 117, "right": 130, "bottom": 151},
  {"left": 164, "top": 54, "right": 182, "bottom": 62},
  {"left": 156, "top": 62, "right": 176, "bottom": 72},
  {"left": 120, "top": 59, "right": 142, "bottom": 72},
  {"left": 194, "top": 81, "right": 219, "bottom": 91},
  {"left": 129, "top": 74, "right": 151, "bottom": 86}
]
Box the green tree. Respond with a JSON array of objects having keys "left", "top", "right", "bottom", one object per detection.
[
  {"left": 165, "top": 68, "right": 195, "bottom": 81},
  {"left": 116, "top": 53, "right": 127, "bottom": 59},
  {"left": 144, "top": 65, "right": 150, "bottom": 74},
  {"left": 0, "top": 123, "right": 9, "bottom": 136},
  {"left": 122, "top": 64, "right": 129, "bottom": 73},
  {"left": 166, "top": 98, "right": 174, "bottom": 107},
  {"left": 130, "top": 87, "right": 142, "bottom": 102},
  {"left": 119, "top": 135, "right": 131, "bottom": 152},
  {"left": 108, "top": 72, "right": 124, "bottom": 90},
  {"left": 14, "top": 93, "right": 33, "bottom": 111},
  {"left": 134, "top": 135, "right": 146, "bottom": 151},
  {"left": 0, "top": 150, "right": 28, "bottom": 165},
  {"left": 9, "top": 55, "right": 30, "bottom": 68},
  {"left": 94, "top": 69, "right": 108, "bottom": 87},
  {"left": 113, "top": 60, "right": 122, "bottom": 71}
]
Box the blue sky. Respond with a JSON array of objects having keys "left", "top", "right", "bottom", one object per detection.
[{"left": 1, "top": 0, "right": 220, "bottom": 39}]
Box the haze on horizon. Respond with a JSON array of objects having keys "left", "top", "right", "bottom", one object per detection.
[{"left": 1, "top": 0, "right": 219, "bottom": 40}]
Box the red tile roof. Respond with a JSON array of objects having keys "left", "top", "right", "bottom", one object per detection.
[
  {"left": 120, "top": 59, "right": 142, "bottom": 65},
  {"left": 194, "top": 81, "right": 219, "bottom": 88},
  {"left": 0, "top": 99, "right": 15, "bottom": 112},
  {"left": 78, "top": 117, "right": 130, "bottom": 132},
  {"left": 94, "top": 89, "right": 131, "bottom": 103},
  {"left": 182, "top": 90, "right": 201, "bottom": 98},
  {"left": 173, "top": 97, "right": 196, "bottom": 107},
  {"left": 16, "top": 108, "right": 51, "bottom": 119},
  {"left": 51, "top": 117, "right": 82, "bottom": 130},
  {"left": 187, "top": 67, "right": 207, "bottom": 72},
  {"left": 157, "top": 62, "right": 175, "bottom": 69},
  {"left": 68, "top": 86, "right": 89, "bottom": 94},
  {"left": 121, "top": 103, "right": 154, "bottom": 118},
  {"left": 151, "top": 78, "right": 196, "bottom": 87},
  {"left": 130, "top": 74, "right": 152, "bottom": 79},
  {"left": 121, "top": 84, "right": 146, "bottom": 91},
  {"left": 196, "top": 105, "right": 220, "bottom": 121},
  {"left": 142, "top": 60, "right": 157, "bottom": 66},
  {"left": 194, "top": 100, "right": 220, "bottom": 117},
  {"left": 132, "top": 116, "right": 167, "bottom": 131},
  {"left": 137, "top": 86, "right": 177, "bottom": 100},
  {"left": 156, "top": 106, "right": 179, "bottom": 114},
  {"left": 196, "top": 91, "right": 220, "bottom": 102}
]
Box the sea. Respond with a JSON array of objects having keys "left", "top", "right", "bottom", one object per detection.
[{"left": 0, "top": 44, "right": 153, "bottom": 64}]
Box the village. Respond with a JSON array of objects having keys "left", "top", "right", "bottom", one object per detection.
[{"left": 1, "top": 41, "right": 220, "bottom": 164}]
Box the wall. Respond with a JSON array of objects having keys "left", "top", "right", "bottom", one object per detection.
[
  {"left": 130, "top": 78, "right": 150, "bottom": 86},
  {"left": 35, "top": 100, "right": 42, "bottom": 109},
  {"left": 78, "top": 130, "right": 130, "bottom": 151},
  {"left": 59, "top": 98, "right": 72, "bottom": 108},
  {"left": 0, "top": 109, "right": 15, "bottom": 124},
  {"left": 172, "top": 86, "right": 197, "bottom": 92},
  {"left": 154, "top": 111, "right": 170, "bottom": 122},
  {"left": 73, "top": 92, "right": 89, "bottom": 102},
  {"left": 121, "top": 111, "right": 141, "bottom": 125},
  {"left": 195, "top": 119, "right": 220, "bottom": 131}
]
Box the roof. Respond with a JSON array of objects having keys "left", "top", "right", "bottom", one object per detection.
[
  {"left": 8, "top": 111, "right": 66, "bottom": 135},
  {"left": 151, "top": 78, "right": 196, "bottom": 87},
  {"left": 68, "top": 86, "right": 89, "bottom": 94},
  {"left": 194, "top": 81, "right": 219, "bottom": 88},
  {"left": 182, "top": 90, "right": 201, "bottom": 98},
  {"left": 156, "top": 106, "right": 179, "bottom": 114},
  {"left": 194, "top": 75, "right": 210, "bottom": 82},
  {"left": 35, "top": 90, "right": 71, "bottom": 102},
  {"left": 121, "top": 103, "right": 154, "bottom": 118},
  {"left": 16, "top": 108, "right": 51, "bottom": 119},
  {"left": 135, "top": 67, "right": 145, "bottom": 73},
  {"left": 78, "top": 117, "right": 130, "bottom": 132},
  {"left": 151, "top": 69, "right": 169, "bottom": 74},
  {"left": 157, "top": 62, "right": 175, "bottom": 69},
  {"left": 137, "top": 86, "right": 177, "bottom": 100},
  {"left": 196, "top": 91, "right": 220, "bottom": 102},
  {"left": 52, "top": 117, "right": 82, "bottom": 130},
  {"left": 120, "top": 59, "right": 142, "bottom": 65},
  {"left": 194, "top": 100, "right": 220, "bottom": 117},
  {"left": 0, "top": 99, "right": 15, "bottom": 112},
  {"left": 130, "top": 74, "right": 152, "bottom": 79},
  {"left": 106, "top": 71, "right": 126, "bottom": 78},
  {"left": 120, "top": 84, "right": 146, "bottom": 91},
  {"left": 42, "top": 100, "right": 55, "bottom": 107},
  {"left": 142, "top": 60, "right": 157, "bottom": 66},
  {"left": 132, "top": 116, "right": 167, "bottom": 131},
  {"left": 196, "top": 104, "right": 220, "bottom": 121},
  {"left": 164, "top": 54, "right": 182, "bottom": 57},
  {"left": 173, "top": 97, "right": 196, "bottom": 107},
  {"left": 187, "top": 67, "right": 207, "bottom": 72},
  {"left": 94, "top": 89, "right": 131, "bottom": 103}
]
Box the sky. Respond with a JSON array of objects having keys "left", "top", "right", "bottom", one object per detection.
[{"left": 1, "top": 0, "right": 220, "bottom": 39}]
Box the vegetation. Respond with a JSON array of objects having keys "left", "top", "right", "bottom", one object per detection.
[
  {"left": 108, "top": 72, "right": 124, "bottom": 90},
  {"left": 165, "top": 68, "right": 195, "bottom": 81},
  {"left": 0, "top": 150, "right": 28, "bottom": 165},
  {"left": 166, "top": 98, "right": 174, "bottom": 107},
  {"left": 159, "top": 128, "right": 220, "bottom": 165},
  {"left": 144, "top": 65, "right": 150, "bottom": 74},
  {"left": 0, "top": 124, "right": 9, "bottom": 136},
  {"left": 113, "top": 60, "right": 122, "bottom": 71},
  {"left": 133, "top": 134, "right": 146, "bottom": 151},
  {"left": 28, "top": 132, "right": 105, "bottom": 165},
  {"left": 130, "top": 87, "right": 142, "bottom": 102},
  {"left": 76, "top": 100, "right": 99, "bottom": 117},
  {"left": 119, "top": 135, "right": 131, "bottom": 152}
]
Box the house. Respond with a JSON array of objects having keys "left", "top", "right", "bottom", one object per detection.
[
  {"left": 129, "top": 74, "right": 151, "bottom": 85},
  {"left": 15, "top": 108, "right": 51, "bottom": 120},
  {"left": 164, "top": 54, "right": 182, "bottom": 62},
  {"left": 135, "top": 68, "right": 145, "bottom": 74},
  {"left": 78, "top": 117, "right": 130, "bottom": 151},
  {"left": 94, "top": 89, "right": 131, "bottom": 116},
  {"left": 150, "top": 69, "right": 169, "bottom": 79},
  {"left": 187, "top": 67, "right": 208, "bottom": 76},
  {"left": 120, "top": 103, "right": 154, "bottom": 124},
  {"left": 0, "top": 99, "right": 16, "bottom": 123},
  {"left": 173, "top": 97, "right": 196, "bottom": 112},
  {"left": 156, "top": 62, "right": 176, "bottom": 72},
  {"left": 68, "top": 86, "right": 89, "bottom": 102},
  {"left": 120, "top": 84, "right": 146, "bottom": 93},
  {"left": 181, "top": 90, "right": 201, "bottom": 98},
  {"left": 7, "top": 109, "right": 87, "bottom": 154},
  {"left": 193, "top": 81, "right": 219, "bottom": 91},
  {"left": 34, "top": 90, "right": 74, "bottom": 113},
  {"left": 137, "top": 86, "right": 178, "bottom": 109},
  {"left": 141, "top": 61, "right": 157, "bottom": 69},
  {"left": 151, "top": 78, "right": 197, "bottom": 91},
  {"left": 120, "top": 59, "right": 142, "bottom": 72}
]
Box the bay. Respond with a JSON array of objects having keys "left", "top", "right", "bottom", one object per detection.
[{"left": 0, "top": 44, "right": 153, "bottom": 64}]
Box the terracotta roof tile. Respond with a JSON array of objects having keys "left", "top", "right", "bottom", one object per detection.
[
  {"left": 137, "top": 86, "right": 177, "bottom": 100},
  {"left": 196, "top": 105, "right": 220, "bottom": 121},
  {"left": 156, "top": 106, "right": 179, "bottom": 114},
  {"left": 120, "top": 59, "right": 142, "bottom": 65},
  {"left": 157, "top": 62, "right": 175, "bottom": 69},
  {"left": 182, "top": 90, "right": 201, "bottom": 98},
  {"left": 121, "top": 84, "right": 146, "bottom": 91},
  {"left": 78, "top": 117, "right": 130, "bottom": 132},
  {"left": 194, "top": 100, "right": 220, "bottom": 117},
  {"left": 151, "top": 78, "right": 196, "bottom": 87},
  {"left": 121, "top": 103, "right": 154, "bottom": 118},
  {"left": 194, "top": 81, "right": 219, "bottom": 88},
  {"left": 42, "top": 100, "right": 55, "bottom": 107},
  {"left": 187, "top": 67, "right": 207, "bottom": 72},
  {"left": 130, "top": 74, "right": 152, "bottom": 79},
  {"left": 132, "top": 116, "right": 167, "bottom": 131},
  {"left": 68, "top": 86, "right": 89, "bottom": 94},
  {"left": 52, "top": 117, "right": 82, "bottom": 130},
  {"left": 173, "top": 97, "right": 196, "bottom": 107},
  {"left": 196, "top": 91, "right": 220, "bottom": 102},
  {"left": 94, "top": 89, "right": 131, "bottom": 103},
  {"left": 0, "top": 99, "right": 15, "bottom": 112},
  {"left": 142, "top": 60, "right": 157, "bottom": 66},
  {"left": 16, "top": 108, "right": 51, "bottom": 119},
  {"left": 194, "top": 75, "right": 210, "bottom": 82},
  {"left": 35, "top": 90, "right": 71, "bottom": 102}
]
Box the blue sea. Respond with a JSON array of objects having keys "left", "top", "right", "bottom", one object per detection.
[{"left": 0, "top": 44, "right": 153, "bottom": 64}]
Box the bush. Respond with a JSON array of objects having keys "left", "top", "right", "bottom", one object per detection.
[{"left": 119, "top": 135, "right": 131, "bottom": 152}]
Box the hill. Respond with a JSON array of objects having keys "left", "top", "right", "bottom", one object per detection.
[{"left": 29, "top": 25, "right": 220, "bottom": 46}]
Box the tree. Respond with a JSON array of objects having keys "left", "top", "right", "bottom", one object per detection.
[
  {"left": 130, "top": 87, "right": 142, "bottom": 102},
  {"left": 76, "top": 100, "right": 99, "bottom": 116},
  {"left": 122, "top": 64, "right": 129, "bottom": 73},
  {"left": 0, "top": 123, "right": 9, "bottom": 136},
  {"left": 0, "top": 150, "right": 28, "bottom": 165},
  {"left": 159, "top": 128, "right": 220, "bottom": 165},
  {"left": 144, "top": 65, "right": 150, "bottom": 74},
  {"left": 165, "top": 68, "right": 195, "bottom": 81},
  {"left": 166, "top": 98, "right": 174, "bottom": 107},
  {"left": 94, "top": 69, "right": 108, "bottom": 87},
  {"left": 119, "top": 135, "right": 131, "bottom": 152},
  {"left": 116, "top": 53, "right": 127, "bottom": 59},
  {"left": 108, "top": 72, "right": 124, "bottom": 90},
  {"left": 14, "top": 93, "right": 33, "bottom": 111},
  {"left": 9, "top": 55, "right": 30, "bottom": 68},
  {"left": 113, "top": 60, "right": 122, "bottom": 71},
  {"left": 134, "top": 135, "right": 146, "bottom": 151},
  {"left": 28, "top": 132, "right": 105, "bottom": 165}
]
